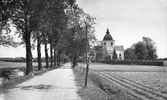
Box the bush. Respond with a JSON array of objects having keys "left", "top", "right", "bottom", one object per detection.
[
  {"left": 0, "top": 68, "right": 25, "bottom": 80},
  {"left": 0, "top": 70, "right": 13, "bottom": 80}
]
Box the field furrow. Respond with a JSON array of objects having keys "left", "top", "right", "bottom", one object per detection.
[
  {"left": 96, "top": 71, "right": 167, "bottom": 100},
  {"left": 104, "top": 71, "right": 167, "bottom": 99},
  {"left": 94, "top": 71, "right": 149, "bottom": 100}
]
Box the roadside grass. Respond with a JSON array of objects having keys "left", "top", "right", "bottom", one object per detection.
[
  {"left": 0, "top": 61, "right": 46, "bottom": 69},
  {"left": 73, "top": 67, "right": 109, "bottom": 100},
  {"left": 0, "top": 65, "right": 61, "bottom": 94},
  {"left": 73, "top": 66, "right": 137, "bottom": 100}
]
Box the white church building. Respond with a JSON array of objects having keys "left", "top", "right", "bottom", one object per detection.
[{"left": 96, "top": 28, "right": 124, "bottom": 60}]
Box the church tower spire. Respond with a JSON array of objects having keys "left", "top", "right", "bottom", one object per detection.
[
  {"left": 106, "top": 28, "right": 110, "bottom": 34},
  {"left": 103, "top": 28, "right": 113, "bottom": 40}
]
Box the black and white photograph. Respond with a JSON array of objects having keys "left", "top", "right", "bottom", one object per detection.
[{"left": 0, "top": 0, "right": 167, "bottom": 100}]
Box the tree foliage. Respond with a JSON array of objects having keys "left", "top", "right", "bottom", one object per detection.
[
  {"left": 1, "top": 0, "right": 96, "bottom": 72},
  {"left": 63, "top": 6, "right": 96, "bottom": 67},
  {"left": 112, "top": 49, "right": 117, "bottom": 59},
  {"left": 1, "top": 0, "right": 38, "bottom": 75},
  {"left": 125, "top": 37, "right": 158, "bottom": 60},
  {"left": 142, "top": 37, "right": 157, "bottom": 60},
  {"left": 0, "top": 28, "right": 18, "bottom": 47},
  {"left": 0, "top": 20, "right": 18, "bottom": 47},
  {"left": 124, "top": 48, "right": 136, "bottom": 60},
  {"left": 134, "top": 41, "right": 148, "bottom": 60},
  {"left": 1, "top": 0, "right": 76, "bottom": 74},
  {"left": 94, "top": 46, "right": 103, "bottom": 60}
]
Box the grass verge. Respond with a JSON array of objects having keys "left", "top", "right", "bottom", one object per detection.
[
  {"left": 0, "top": 65, "right": 61, "bottom": 94},
  {"left": 73, "top": 66, "right": 137, "bottom": 100},
  {"left": 73, "top": 67, "right": 109, "bottom": 100}
]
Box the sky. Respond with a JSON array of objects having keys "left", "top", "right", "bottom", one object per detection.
[
  {"left": 0, "top": 0, "right": 167, "bottom": 58},
  {"left": 76, "top": 0, "right": 167, "bottom": 58}
]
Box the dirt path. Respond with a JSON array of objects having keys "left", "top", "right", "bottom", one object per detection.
[{"left": 0, "top": 63, "right": 81, "bottom": 100}]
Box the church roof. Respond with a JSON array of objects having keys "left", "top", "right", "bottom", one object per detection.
[
  {"left": 103, "top": 28, "right": 113, "bottom": 41},
  {"left": 115, "top": 46, "right": 124, "bottom": 50}
]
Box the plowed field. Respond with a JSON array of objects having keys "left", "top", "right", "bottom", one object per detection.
[{"left": 87, "top": 63, "right": 167, "bottom": 100}]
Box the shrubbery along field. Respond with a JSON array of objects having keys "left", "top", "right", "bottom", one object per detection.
[{"left": 91, "top": 59, "right": 164, "bottom": 66}]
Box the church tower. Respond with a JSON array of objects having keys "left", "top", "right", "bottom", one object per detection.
[{"left": 102, "top": 28, "right": 115, "bottom": 59}]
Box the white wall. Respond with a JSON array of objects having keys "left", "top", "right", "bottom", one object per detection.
[
  {"left": 163, "top": 61, "right": 167, "bottom": 66},
  {"left": 103, "top": 40, "right": 115, "bottom": 47},
  {"left": 116, "top": 50, "right": 124, "bottom": 60}
]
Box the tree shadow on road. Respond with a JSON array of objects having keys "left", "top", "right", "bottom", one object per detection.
[{"left": 14, "top": 84, "right": 56, "bottom": 90}]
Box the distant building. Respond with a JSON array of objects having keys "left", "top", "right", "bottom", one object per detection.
[{"left": 95, "top": 28, "right": 124, "bottom": 60}]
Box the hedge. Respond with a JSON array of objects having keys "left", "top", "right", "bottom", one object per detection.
[
  {"left": 92, "top": 60, "right": 164, "bottom": 66},
  {"left": 77, "top": 59, "right": 164, "bottom": 66}
]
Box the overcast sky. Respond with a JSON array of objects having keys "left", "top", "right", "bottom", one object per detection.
[
  {"left": 0, "top": 0, "right": 167, "bottom": 58},
  {"left": 76, "top": 0, "right": 167, "bottom": 58}
]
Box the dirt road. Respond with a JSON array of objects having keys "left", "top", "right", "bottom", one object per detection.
[{"left": 0, "top": 63, "right": 81, "bottom": 100}]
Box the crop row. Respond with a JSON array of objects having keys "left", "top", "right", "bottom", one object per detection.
[{"left": 95, "top": 71, "right": 167, "bottom": 100}]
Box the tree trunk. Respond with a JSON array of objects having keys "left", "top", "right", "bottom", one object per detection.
[
  {"left": 44, "top": 35, "right": 49, "bottom": 68},
  {"left": 58, "top": 54, "right": 61, "bottom": 65},
  {"left": 25, "top": 36, "right": 33, "bottom": 75},
  {"left": 25, "top": 34, "right": 33, "bottom": 75},
  {"left": 72, "top": 54, "right": 77, "bottom": 68},
  {"left": 50, "top": 41, "right": 53, "bottom": 67},
  {"left": 37, "top": 35, "right": 42, "bottom": 70},
  {"left": 25, "top": 14, "right": 33, "bottom": 75},
  {"left": 54, "top": 49, "right": 57, "bottom": 66},
  {"left": 57, "top": 52, "right": 59, "bottom": 66}
]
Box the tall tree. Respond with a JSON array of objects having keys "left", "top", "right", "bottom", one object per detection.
[
  {"left": 125, "top": 37, "right": 158, "bottom": 60},
  {"left": 112, "top": 49, "right": 117, "bottom": 59},
  {"left": 124, "top": 47, "right": 136, "bottom": 60},
  {"left": 65, "top": 7, "right": 96, "bottom": 67},
  {"left": 39, "top": 0, "right": 75, "bottom": 67},
  {"left": 43, "top": 33, "right": 49, "bottom": 68},
  {"left": 94, "top": 46, "right": 103, "bottom": 60},
  {"left": 30, "top": 0, "right": 76, "bottom": 68},
  {"left": 1, "top": 0, "right": 42, "bottom": 75},
  {"left": 36, "top": 32, "right": 42, "bottom": 70},
  {"left": 142, "top": 37, "right": 158, "bottom": 60},
  {"left": 133, "top": 42, "right": 148, "bottom": 60}
]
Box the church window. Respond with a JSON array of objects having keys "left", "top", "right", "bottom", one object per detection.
[
  {"left": 111, "top": 42, "right": 113, "bottom": 45},
  {"left": 104, "top": 42, "right": 106, "bottom": 45},
  {"left": 119, "top": 54, "right": 121, "bottom": 56}
]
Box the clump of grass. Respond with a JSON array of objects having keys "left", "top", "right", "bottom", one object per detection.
[{"left": 0, "top": 74, "right": 33, "bottom": 93}]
